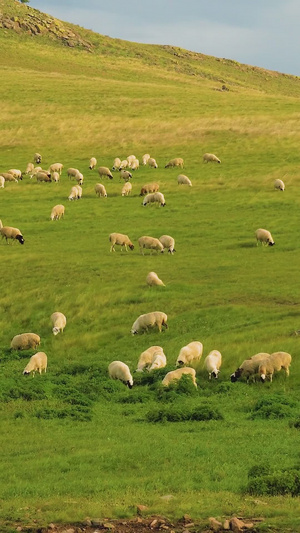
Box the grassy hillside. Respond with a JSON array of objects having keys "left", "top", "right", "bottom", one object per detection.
[{"left": 1, "top": 1, "right": 300, "bottom": 531}]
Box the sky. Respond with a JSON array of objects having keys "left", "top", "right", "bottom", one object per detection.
[{"left": 28, "top": 0, "right": 300, "bottom": 76}]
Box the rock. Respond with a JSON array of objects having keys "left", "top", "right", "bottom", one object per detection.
[
  {"left": 103, "top": 522, "right": 115, "bottom": 529},
  {"left": 91, "top": 519, "right": 103, "bottom": 527},
  {"left": 150, "top": 519, "right": 158, "bottom": 528},
  {"left": 230, "top": 517, "right": 245, "bottom": 533},
  {"left": 82, "top": 519, "right": 92, "bottom": 527},
  {"left": 243, "top": 523, "right": 254, "bottom": 530},
  {"left": 182, "top": 514, "right": 192, "bottom": 522},
  {"left": 137, "top": 504, "right": 148, "bottom": 515},
  {"left": 209, "top": 517, "right": 222, "bottom": 532},
  {"left": 223, "top": 519, "right": 230, "bottom": 530},
  {"left": 48, "top": 526, "right": 56, "bottom": 531}
]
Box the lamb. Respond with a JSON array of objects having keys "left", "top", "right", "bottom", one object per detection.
[
  {"left": 203, "top": 153, "right": 221, "bottom": 163},
  {"left": 23, "top": 352, "right": 47, "bottom": 376},
  {"left": 162, "top": 367, "right": 197, "bottom": 388},
  {"left": 165, "top": 157, "right": 184, "bottom": 168},
  {"left": 68, "top": 186, "right": 80, "bottom": 200},
  {"left": 119, "top": 159, "right": 129, "bottom": 170},
  {"left": 36, "top": 171, "right": 51, "bottom": 182},
  {"left": 231, "top": 352, "right": 270, "bottom": 383},
  {"left": 142, "top": 154, "right": 150, "bottom": 165},
  {"left": 274, "top": 179, "right": 285, "bottom": 191},
  {"left": 140, "top": 182, "right": 159, "bottom": 196},
  {"left": 127, "top": 155, "right": 136, "bottom": 166},
  {"left": 177, "top": 174, "right": 192, "bottom": 186},
  {"left": 0, "top": 176, "right": 5, "bottom": 188},
  {"left": 148, "top": 158, "right": 158, "bottom": 168},
  {"left": 176, "top": 341, "right": 203, "bottom": 368},
  {"left": 95, "top": 183, "right": 107, "bottom": 197},
  {"left": 121, "top": 182, "right": 132, "bottom": 196},
  {"left": 138, "top": 236, "right": 164, "bottom": 255},
  {"left": 120, "top": 170, "right": 132, "bottom": 182},
  {"left": 112, "top": 157, "right": 122, "bottom": 170},
  {"left": 159, "top": 235, "right": 176, "bottom": 254},
  {"left": 1, "top": 172, "right": 18, "bottom": 182},
  {"left": 136, "top": 346, "right": 164, "bottom": 372},
  {"left": 89, "top": 157, "right": 97, "bottom": 170},
  {"left": 67, "top": 168, "right": 80, "bottom": 180},
  {"left": 75, "top": 185, "right": 82, "bottom": 199},
  {"left": 0, "top": 220, "right": 25, "bottom": 244},
  {"left": 25, "top": 162, "right": 34, "bottom": 175},
  {"left": 49, "top": 163, "right": 63, "bottom": 175},
  {"left": 50, "top": 204, "right": 65, "bottom": 220},
  {"left": 146, "top": 271, "right": 165, "bottom": 287},
  {"left": 34, "top": 153, "right": 42, "bottom": 164},
  {"left": 8, "top": 169, "right": 22, "bottom": 180},
  {"left": 11, "top": 332, "right": 40, "bottom": 351},
  {"left": 51, "top": 171, "right": 60, "bottom": 183},
  {"left": 109, "top": 232, "right": 134, "bottom": 252},
  {"left": 98, "top": 166, "right": 113, "bottom": 180},
  {"left": 204, "top": 350, "right": 222, "bottom": 379},
  {"left": 51, "top": 312, "right": 67, "bottom": 335},
  {"left": 131, "top": 311, "right": 168, "bottom": 335},
  {"left": 108, "top": 361, "right": 133, "bottom": 388},
  {"left": 149, "top": 351, "right": 167, "bottom": 371},
  {"left": 130, "top": 159, "right": 139, "bottom": 171},
  {"left": 142, "top": 192, "right": 166, "bottom": 207},
  {"left": 255, "top": 228, "right": 275, "bottom": 246},
  {"left": 259, "top": 351, "right": 292, "bottom": 382}
]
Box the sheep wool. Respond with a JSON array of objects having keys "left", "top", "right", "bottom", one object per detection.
[
  {"left": 204, "top": 350, "right": 222, "bottom": 379},
  {"left": 36, "top": 171, "right": 51, "bottom": 182},
  {"left": 98, "top": 166, "right": 113, "bottom": 180},
  {"left": 148, "top": 352, "right": 167, "bottom": 371},
  {"left": 146, "top": 271, "right": 165, "bottom": 287},
  {"left": 131, "top": 311, "right": 168, "bottom": 335},
  {"left": 112, "top": 157, "right": 122, "bottom": 170},
  {"left": 119, "top": 160, "right": 129, "bottom": 170},
  {"left": 136, "top": 346, "right": 164, "bottom": 372},
  {"left": 50, "top": 204, "right": 65, "bottom": 221},
  {"left": 51, "top": 312, "right": 67, "bottom": 335},
  {"left": 165, "top": 157, "right": 184, "bottom": 168},
  {"left": 95, "top": 183, "right": 107, "bottom": 197},
  {"left": 142, "top": 154, "right": 151, "bottom": 165},
  {"left": 121, "top": 182, "right": 132, "bottom": 196},
  {"left": 127, "top": 155, "right": 136, "bottom": 166},
  {"left": 8, "top": 169, "right": 22, "bottom": 180},
  {"left": 109, "top": 233, "right": 134, "bottom": 252},
  {"left": 176, "top": 341, "right": 203, "bottom": 368},
  {"left": 34, "top": 153, "right": 42, "bottom": 164},
  {"left": 162, "top": 367, "right": 197, "bottom": 388},
  {"left": 89, "top": 157, "right": 97, "bottom": 170},
  {"left": 25, "top": 162, "right": 34, "bottom": 175},
  {"left": 52, "top": 171, "right": 60, "bottom": 183},
  {"left": 108, "top": 361, "right": 133, "bottom": 388},
  {"left": 159, "top": 235, "right": 175, "bottom": 254},
  {"left": 138, "top": 236, "right": 164, "bottom": 255},
  {"left": 23, "top": 352, "right": 47, "bottom": 376},
  {"left": 49, "top": 163, "right": 63, "bottom": 175},
  {"left": 148, "top": 158, "right": 158, "bottom": 168},
  {"left": 259, "top": 351, "right": 292, "bottom": 382},
  {"left": 130, "top": 159, "right": 139, "bottom": 171},
  {"left": 255, "top": 228, "right": 275, "bottom": 246},
  {"left": 2, "top": 172, "right": 18, "bottom": 182},
  {"left": 203, "top": 153, "right": 221, "bottom": 163},
  {"left": 0, "top": 220, "right": 25, "bottom": 244},
  {"left": 0, "top": 176, "right": 5, "bottom": 188},
  {"left": 140, "top": 182, "right": 159, "bottom": 196},
  {"left": 231, "top": 352, "right": 270, "bottom": 383},
  {"left": 274, "top": 179, "right": 285, "bottom": 191},
  {"left": 142, "top": 192, "right": 166, "bottom": 207},
  {"left": 177, "top": 174, "right": 192, "bottom": 186},
  {"left": 68, "top": 186, "right": 80, "bottom": 201},
  {"left": 67, "top": 168, "right": 81, "bottom": 180},
  {"left": 11, "top": 333, "right": 41, "bottom": 351},
  {"left": 120, "top": 170, "right": 132, "bottom": 182}
]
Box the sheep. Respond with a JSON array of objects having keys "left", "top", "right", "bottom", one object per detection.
[
  {"left": 121, "top": 182, "right": 132, "bottom": 196},
  {"left": 138, "top": 236, "right": 164, "bottom": 255},
  {"left": 274, "top": 179, "right": 285, "bottom": 191},
  {"left": 75, "top": 185, "right": 82, "bottom": 199},
  {"left": 11, "top": 332, "right": 40, "bottom": 351},
  {"left": 203, "top": 153, "right": 221, "bottom": 163},
  {"left": 140, "top": 182, "right": 159, "bottom": 196},
  {"left": 34, "top": 153, "right": 42, "bottom": 164},
  {"left": 130, "top": 159, "right": 139, "bottom": 171},
  {"left": 98, "top": 166, "right": 113, "bottom": 180},
  {"left": 1, "top": 172, "right": 18, "bottom": 182},
  {"left": 0, "top": 176, "right": 5, "bottom": 188},
  {"left": 255, "top": 228, "right": 275, "bottom": 246},
  {"left": 259, "top": 351, "right": 292, "bottom": 383},
  {"left": 0, "top": 220, "right": 24, "bottom": 244},
  {"left": 165, "top": 157, "right": 184, "bottom": 169},
  {"left": 177, "top": 174, "right": 192, "bottom": 186},
  {"left": 131, "top": 311, "right": 168, "bottom": 335},
  {"left": 50, "top": 204, "right": 65, "bottom": 220},
  {"left": 67, "top": 168, "right": 80, "bottom": 180},
  {"left": 95, "top": 183, "right": 107, "bottom": 197},
  {"left": 120, "top": 170, "right": 132, "bottom": 182},
  {"left": 148, "top": 351, "right": 167, "bottom": 372},
  {"left": 204, "top": 350, "right": 222, "bottom": 379},
  {"left": 49, "top": 163, "right": 63, "bottom": 175},
  {"left": 51, "top": 312, "right": 67, "bottom": 335},
  {"left": 68, "top": 186, "right": 80, "bottom": 201},
  {"left": 74, "top": 172, "right": 84, "bottom": 185},
  {"left": 23, "top": 352, "right": 47, "bottom": 376},
  {"left": 109, "top": 232, "right": 134, "bottom": 252},
  {"left": 30, "top": 167, "right": 43, "bottom": 178},
  {"left": 119, "top": 159, "right": 129, "bottom": 170},
  {"left": 89, "top": 157, "right": 97, "bottom": 170},
  {"left": 231, "top": 352, "right": 270, "bottom": 383},
  {"left": 112, "top": 157, "right": 121, "bottom": 170},
  {"left": 136, "top": 346, "right": 164, "bottom": 372},
  {"left": 8, "top": 169, "right": 22, "bottom": 180},
  {"left": 162, "top": 367, "right": 197, "bottom": 388},
  {"left": 176, "top": 341, "right": 203, "bottom": 368},
  {"left": 159, "top": 235, "right": 176, "bottom": 254},
  {"left": 148, "top": 157, "right": 158, "bottom": 168},
  {"left": 142, "top": 154, "right": 151, "bottom": 165},
  {"left": 36, "top": 171, "right": 51, "bottom": 182},
  {"left": 127, "top": 155, "right": 136, "bottom": 166},
  {"left": 108, "top": 361, "right": 133, "bottom": 388},
  {"left": 142, "top": 192, "right": 166, "bottom": 207},
  {"left": 146, "top": 271, "right": 165, "bottom": 287},
  {"left": 51, "top": 171, "right": 60, "bottom": 183},
  {"left": 25, "top": 162, "right": 34, "bottom": 175}
]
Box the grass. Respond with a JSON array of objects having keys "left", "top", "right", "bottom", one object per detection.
[{"left": 0, "top": 1, "right": 300, "bottom": 531}]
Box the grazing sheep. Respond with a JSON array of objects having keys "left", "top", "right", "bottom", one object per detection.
[
  {"left": 204, "top": 350, "right": 222, "bottom": 379},
  {"left": 8, "top": 169, "right": 22, "bottom": 180},
  {"left": 162, "top": 367, "right": 197, "bottom": 388},
  {"left": 49, "top": 163, "right": 63, "bottom": 175},
  {"left": 1, "top": 172, "right": 18, "bottom": 182},
  {"left": 51, "top": 312, "right": 67, "bottom": 335},
  {"left": 112, "top": 157, "right": 121, "bottom": 170},
  {"left": 0, "top": 176, "right": 5, "bottom": 188},
  {"left": 0, "top": 220, "right": 24, "bottom": 244},
  {"left": 11, "top": 333, "right": 40, "bottom": 351},
  {"left": 177, "top": 174, "right": 192, "bottom": 186},
  {"left": 51, "top": 171, "right": 60, "bottom": 183},
  {"left": 259, "top": 351, "right": 292, "bottom": 382},
  {"left": 23, "top": 352, "right": 47, "bottom": 376},
  {"left": 149, "top": 351, "right": 167, "bottom": 371},
  {"left": 121, "top": 182, "right": 132, "bottom": 196},
  {"left": 146, "top": 271, "right": 165, "bottom": 287},
  {"left": 148, "top": 157, "right": 158, "bottom": 168},
  {"left": 109, "top": 232, "right": 134, "bottom": 252},
  {"left": 34, "top": 153, "right": 42, "bottom": 164},
  {"left": 95, "top": 183, "right": 107, "bottom": 197},
  {"left": 120, "top": 170, "right": 132, "bottom": 182},
  {"left": 140, "top": 182, "right": 159, "bottom": 196},
  {"left": 165, "top": 157, "right": 184, "bottom": 169},
  {"left": 108, "top": 361, "right": 133, "bottom": 388},
  {"left": 25, "top": 162, "right": 34, "bottom": 175},
  {"left": 255, "top": 228, "right": 275, "bottom": 246},
  {"left": 50, "top": 204, "right": 65, "bottom": 220},
  {"left": 98, "top": 166, "right": 113, "bottom": 180},
  {"left": 75, "top": 185, "right": 82, "bottom": 199},
  {"left": 89, "top": 157, "right": 97, "bottom": 170},
  {"left": 138, "top": 236, "right": 164, "bottom": 255},
  {"left": 131, "top": 311, "right": 168, "bottom": 335},
  {"left": 29, "top": 167, "right": 43, "bottom": 178},
  {"left": 203, "top": 153, "right": 221, "bottom": 163},
  {"left": 142, "top": 154, "right": 151, "bottom": 165},
  {"left": 67, "top": 168, "right": 80, "bottom": 180},
  {"left": 136, "top": 345, "right": 164, "bottom": 372},
  {"left": 176, "top": 341, "right": 203, "bottom": 368},
  {"left": 274, "top": 179, "right": 285, "bottom": 191},
  {"left": 75, "top": 172, "right": 84, "bottom": 185},
  {"left": 68, "top": 186, "right": 80, "bottom": 201},
  {"left": 127, "top": 155, "right": 136, "bottom": 166},
  {"left": 36, "top": 171, "right": 51, "bottom": 182},
  {"left": 231, "top": 352, "right": 270, "bottom": 383},
  {"left": 119, "top": 159, "right": 129, "bottom": 170},
  {"left": 142, "top": 192, "right": 166, "bottom": 207},
  {"left": 130, "top": 159, "right": 139, "bottom": 171},
  {"left": 159, "top": 235, "right": 176, "bottom": 254}
]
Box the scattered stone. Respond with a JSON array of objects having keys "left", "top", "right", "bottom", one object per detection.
[
  {"left": 161, "top": 526, "right": 169, "bottom": 530},
  {"left": 103, "top": 522, "right": 115, "bottom": 529},
  {"left": 48, "top": 526, "right": 56, "bottom": 531},
  {"left": 82, "top": 519, "right": 92, "bottom": 527},
  {"left": 209, "top": 517, "right": 222, "bottom": 531},
  {"left": 150, "top": 519, "right": 158, "bottom": 528},
  {"left": 182, "top": 514, "right": 192, "bottom": 522},
  {"left": 136, "top": 518, "right": 143, "bottom": 523},
  {"left": 184, "top": 523, "right": 194, "bottom": 528},
  {"left": 91, "top": 519, "right": 103, "bottom": 527},
  {"left": 230, "top": 517, "right": 245, "bottom": 533},
  {"left": 16, "top": 527, "right": 22, "bottom": 532},
  {"left": 243, "top": 523, "right": 254, "bottom": 530},
  {"left": 137, "top": 505, "right": 148, "bottom": 515},
  {"left": 223, "top": 519, "right": 230, "bottom": 530}
]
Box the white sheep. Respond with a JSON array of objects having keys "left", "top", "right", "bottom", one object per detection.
[
  {"left": 138, "top": 236, "right": 164, "bottom": 255},
  {"left": 98, "top": 166, "right": 113, "bottom": 180},
  {"left": 139, "top": 182, "right": 159, "bottom": 196},
  {"left": 119, "top": 160, "right": 129, "bottom": 170},
  {"left": 51, "top": 312, "right": 67, "bottom": 335},
  {"left": 0, "top": 176, "right": 5, "bottom": 188},
  {"left": 165, "top": 157, "right": 184, "bottom": 168},
  {"left": 142, "top": 154, "right": 150, "bottom": 165},
  {"left": 109, "top": 232, "right": 134, "bottom": 252},
  {"left": 162, "top": 367, "right": 197, "bottom": 388},
  {"left": 131, "top": 311, "right": 168, "bottom": 335},
  {"left": 36, "top": 171, "right": 51, "bottom": 182},
  {"left": 176, "top": 341, "right": 203, "bottom": 368},
  {"left": 146, "top": 271, "right": 165, "bottom": 287},
  {"left": 11, "top": 333, "right": 41, "bottom": 351},
  {"left": 130, "top": 159, "right": 139, "bottom": 171},
  {"left": 159, "top": 235, "right": 175, "bottom": 254},
  {"left": 67, "top": 168, "right": 80, "bottom": 180},
  {"left": 127, "top": 155, "right": 136, "bottom": 166},
  {"left": 231, "top": 352, "right": 270, "bottom": 383},
  {"left": 23, "top": 352, "right": 47, "bottom": 376},
  {"left": 25, "top": 162, "right": 34, "bottom": 175},
  {"left": 121, "top": 182, "right": 132, "bottom": 196},
  {"left": 1, "top": 172, "right": 18, "bottom": 182},
  {"left": 259, "top": 351, "right": 292, "bottom": 382},
  {"left": 112, "top": 157, "right": 122, "bottom": 170},
  {"left": 89, "top": 157, "right": 97, "bottom": 170},
  {"left": 108, "top": 361, "right": 133, "bottom": 388},
  {"left": 255, "top": 228, "right": 275, "bottom": 246},
  {"left": 203, "top": 153, "right": 221, "bottom": 163},
  {"left": 274, "top": 179, "right": 285, "bottom": 191},
  {"left": 0, "top": 220, "right": 25, "bottom": 244},
  {"left": 49, "top": 163, "right": 63, "bottom": 175},
  {"left": 95, "top": 183, "right": 107, "bottom": 197},
  {"left": 142, "top": 192, "right": 166, "bottom": 207},
  {"left": 204, "top": 350, "right": 222, "bottom": 379},
  {"left": 136, "top": 345, "right": 164, "bottom": 372},
  {"left": 68, "top": 186, "right": 80, "bottom": 201},
  {"left": 177, "top": 174, "right": 192, "bottom": 186},
  {"left": 50, "top": 204, "right": 65, "bottom": 220},
  {"left": 8, "top": 169, "right": 22, "bottom": 180},
  {"left": 148, "top": 157, "right": 158, "bottom": 168},
  {"left": 29, "top": 167, "right": 43, "bottom": 178},
  {"left": 34, "top": 153, "right": 42, "bottom": 164},
  {"left": 120, "top": 170, "right": 132, "bottom": 182},
  {"left": 148, "top": 352, "right": 167, "bottom": 372},
  {"left": 51, "top": 171, "right": 60, "bottom": 183}
]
